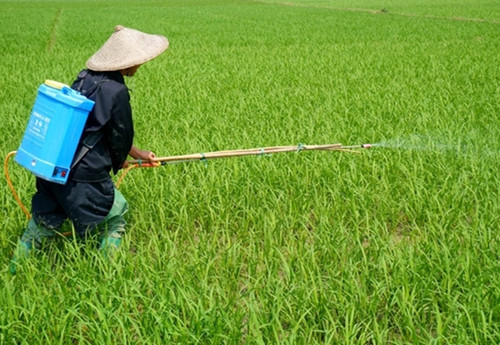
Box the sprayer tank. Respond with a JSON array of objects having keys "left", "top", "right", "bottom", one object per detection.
[{"left": 15, "top": 82, "right": 95, "bottom": 184}]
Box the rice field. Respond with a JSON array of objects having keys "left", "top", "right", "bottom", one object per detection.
[{"left": 0, "top": 0, "right": 499, "bottom": 344}]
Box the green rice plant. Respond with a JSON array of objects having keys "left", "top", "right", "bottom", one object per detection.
[{"left": 1, "top": 0, "right": 499, "bottom": 344}]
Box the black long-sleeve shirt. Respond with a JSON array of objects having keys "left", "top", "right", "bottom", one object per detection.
[{"left": 70, "top": 69, "right": 134, "bottom": 182}]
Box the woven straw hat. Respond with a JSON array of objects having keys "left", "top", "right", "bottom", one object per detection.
[{"left": 86, "top": 25, "right": 169, "bottom": 71}]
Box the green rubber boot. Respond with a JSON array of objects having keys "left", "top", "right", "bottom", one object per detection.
[
  {"left": 99, "top": 237, "right": 122, "bottom": 260},
  {"left": 98, "top": 188, "right": 128, "bottom": 260},
  {"left": 10, "top": 218, "right": 57, "bottom": 274},
  {"left": 9, "top": 241, "right": 32, "bottom": 275}
]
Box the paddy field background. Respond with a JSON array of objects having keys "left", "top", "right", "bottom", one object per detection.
[{"left": 0, "top": 0, "right": 499, "bottom": 344}]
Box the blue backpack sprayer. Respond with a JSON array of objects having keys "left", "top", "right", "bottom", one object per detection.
[{"left": 15, "top": 80, "right": 95, "bottom": 184}]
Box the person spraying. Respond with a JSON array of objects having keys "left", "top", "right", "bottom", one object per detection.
[{"left": 9, "top": 25, "right": 169, "bottom": 274}]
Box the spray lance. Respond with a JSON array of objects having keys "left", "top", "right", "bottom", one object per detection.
[{"left": 116, "top": 142, "right": 374, "bottom": 187}]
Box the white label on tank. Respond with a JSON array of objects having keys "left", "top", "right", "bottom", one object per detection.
[{"left": 27, "top": 111, "right": 51, "bottom": 140}]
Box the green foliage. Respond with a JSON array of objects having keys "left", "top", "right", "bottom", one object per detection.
[{"left": 1, "top": 0, "right": 499, "bottom": 344}]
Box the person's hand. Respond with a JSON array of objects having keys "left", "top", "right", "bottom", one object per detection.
[
  {"left": 123, "top": 146, "right": 156, "bottom": 168},
  {"left": 133, "top": 148, "right": 156, "bottom": 162}
]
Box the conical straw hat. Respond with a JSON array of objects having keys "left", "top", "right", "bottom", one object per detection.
[{"left": 86, "top": 25, "right": 169, "bottom": 71}]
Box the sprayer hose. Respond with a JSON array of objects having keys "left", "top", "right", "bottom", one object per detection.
[{"left": 4, "top": 151, "right": 31, "bottom": 219}]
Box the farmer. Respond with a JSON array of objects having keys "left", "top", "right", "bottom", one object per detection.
[{"left": 10, "top": 25, "right": 169, "bottom": 273}]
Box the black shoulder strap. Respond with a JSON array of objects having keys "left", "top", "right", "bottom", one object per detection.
[
  {"left": 71, "top": 131, "right": 104, "bottom": 169},
  {"left": 70, "top": 73, "right": 111, "bottom": 169},
  {"left": 75, "top": 70, "right": 111, "bottom": 97},
  {"left": 74, "top": 69, "right": 88, "bottom": 93}
]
